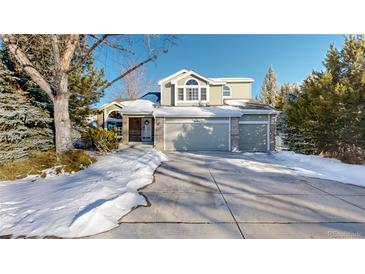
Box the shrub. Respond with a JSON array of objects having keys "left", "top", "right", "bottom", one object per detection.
[
  {"left": 82, "top": 128, "right": 119, "bottom": 153},
  {"left": 0, "top": 149, "right": 96, "bottom": 181}
]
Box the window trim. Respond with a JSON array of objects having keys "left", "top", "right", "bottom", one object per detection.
[
  {"left": 222, "top": 85, "right": 231, "bottom": 97},
  {"left": 175, "top": 78, "right": 210, "bottom": 103},
  {"left": 185, "top": 78, "right": 199, "bottom": 86}
]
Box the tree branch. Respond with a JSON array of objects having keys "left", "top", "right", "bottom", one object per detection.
[
  {"left": 0, "top": 34, "right": 54, "bottom": 101},
  {"left": 67, "top": 34, "right": 111, "bottom": 73},
  {"left": 61, "top": 34, "right": 79, "bottom": 72},
  {"left": 51, "top": 35, "right": 61, "bottom": 67},
  {"left": 89, "top": 34, "right": 135, "bottom": 55},
  {"left": 96, "top": 51, "right": 167, "bottom": 93}
]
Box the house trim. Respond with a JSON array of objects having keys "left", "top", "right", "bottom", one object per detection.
[{"left": 158, "top": 69, "right": 188, "bottom": 85}]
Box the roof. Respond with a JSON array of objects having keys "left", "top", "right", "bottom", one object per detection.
[
  {"left": 170, "top": 70, "right": 214, "bottom": 85},
  {"left": 153, "top": 106, "right": 243, "bottom": 118},
  {"left": 209, "top": 77, "right": 254, "bottom": 83},
  {"left": 158, "top": 69, "right": 255, "bottom": 86},
  {"left": 224, "top": 99, "right": 279, "bottom": 114},
  {"left": 157, "top": 69, "right": 188, "bottom": 85},
  {"left": 118, "top": 99, "right": 156, "bottom": 114},
  {"left": 140, "top": 92, "right": 161, "bottom": 103}
]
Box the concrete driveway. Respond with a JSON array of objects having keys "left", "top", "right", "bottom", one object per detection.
[{"left": 90, "top": 151, "right": 365, "bottom": 239}]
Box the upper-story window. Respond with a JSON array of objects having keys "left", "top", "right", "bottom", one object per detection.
[
  {"left": 223, "top": 85, "right": 231, "bottom": 97},
  {"left": 186, "top": 79, "right": 199, "bottom": 86},
  {"left": 176, "top": 78, "right": 208, "bottom": 102}
]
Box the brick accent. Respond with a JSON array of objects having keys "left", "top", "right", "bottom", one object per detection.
[
  {"left": 230, "top": 117, "right": 240, "bottom": 152},
  {"left": 122, "top": 115, "right": 129, "bottom": 144},
  {"left": 269, "top": 114, "right": 277, "bottom": 151},
  {"left": 154, "top": 117, "right": 165, "bottom": 150}
]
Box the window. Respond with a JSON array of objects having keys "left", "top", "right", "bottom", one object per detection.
[
  {"left": 223, "top": 85, "right": 231, "bottom": 97},
  {"left": 178, "top": 88, "right": 184, "bottom": 100},
  {"left": 186, "top": 87, "right": 199, "bottom": 100},
  {"left": 186, "top": 79, "right": 199, "bottom": 85},
  {"left": 201, "top": 88, "right": 207, "bottom": 100},
  {"left": 176, "top": 78, "right": 208, "bottom": 102}
]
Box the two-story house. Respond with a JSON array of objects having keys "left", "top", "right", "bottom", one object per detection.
[{"left": 96, "top": 69, "right": 278, "bottom": 152}]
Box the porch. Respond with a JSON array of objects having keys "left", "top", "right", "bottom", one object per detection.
[{"left": 122, "top": 116, "right": 155, "bottom": 145}]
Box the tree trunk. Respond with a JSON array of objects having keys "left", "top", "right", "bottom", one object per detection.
[{"left": 53, "top": 92, "right": 73, "bottom": 155}]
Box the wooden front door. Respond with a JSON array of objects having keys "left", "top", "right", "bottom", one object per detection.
[{"left": 129, "top": 118, "right": 141, "bottom": 142}]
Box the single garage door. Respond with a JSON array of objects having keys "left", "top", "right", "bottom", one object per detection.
[
  {"left": 165, "top": 118, "right": 230, "bottom": 151},
  {"left": 239, "top": 114, "right": 269, "bottom": 152}
]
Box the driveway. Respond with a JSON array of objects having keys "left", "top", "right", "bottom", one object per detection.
[{"left": 90, "top": 151, "right": 365, "bottom": 239}]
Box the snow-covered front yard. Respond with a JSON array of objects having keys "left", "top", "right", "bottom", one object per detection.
[
  {"left": 226, "top": 151, "right": 365, "bottom": 187},
  {"left": 0, "top": 149, "right": 167, "bottom": 238}
]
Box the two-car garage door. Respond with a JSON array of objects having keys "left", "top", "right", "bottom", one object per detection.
[
  {"left": 164, "top": 118, "right": 230, "bottom": 151},
  {"left": 163, "top": 115, "right": 270, "bottom": 152}
]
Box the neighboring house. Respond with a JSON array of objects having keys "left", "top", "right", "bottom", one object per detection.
[{"left": 96, "top": 69, "right": 279, "bottom": 152}]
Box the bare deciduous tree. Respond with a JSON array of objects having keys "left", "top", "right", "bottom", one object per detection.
[
  {"left": 0, "top": 34, "right": 175, "bottom": 154},
  {"left": 120, "top": 61, "right": 153, "bottom": 99}
]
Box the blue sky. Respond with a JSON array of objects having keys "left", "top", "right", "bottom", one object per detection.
[{"left": 96, "top": 34, "right": 345, "bottom": 105}]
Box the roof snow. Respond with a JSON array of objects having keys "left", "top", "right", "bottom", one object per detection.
[
  {"left": 153, "top": 106, "right": 243, "bottom": 118},
  {"left": 119, "top": 99, "right": 156, "bottom": 113}
]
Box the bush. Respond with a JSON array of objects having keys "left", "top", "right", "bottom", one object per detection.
[
  {"left": 82, "top": 128, "right": 119, "bottom": 153},
  {"left": 0, "top": 149, "right": 96, "bottom": 181}
]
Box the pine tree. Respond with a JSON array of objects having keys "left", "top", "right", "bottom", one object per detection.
[
  {"left": 258, "top": 65, "right": 279, "bottom": 106},
  {"left": 0, "top": 49, "right": 54, "bottom": 162},
  {"left": 68, "top": 37, "right": 107, "bottom": 131},
  {"left": 275, "top": 82, "right": 302, "bottom": 150},
  {"left": 0, "top": 36, "right": 106, "bottom": 162},
  {"left": 284, "top": 36, "right": 365, "bottom": 163}
]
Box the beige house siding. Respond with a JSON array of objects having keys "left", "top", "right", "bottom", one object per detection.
[
  {"left": 223, "top": 82, "right": 251, "bottom": 99},
  {"left": 160, "top": 72, "right": 253, "bottom": 106},
  {"left": 209, "top": 85, "right": 223, "bottom": 105},
  {"left": 161, "top": 82, "right": 173, "bottom": 106}
]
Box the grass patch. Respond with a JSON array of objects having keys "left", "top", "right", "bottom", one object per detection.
[{"left": 0, "top": 150, "right": 96, "bottom": 181}]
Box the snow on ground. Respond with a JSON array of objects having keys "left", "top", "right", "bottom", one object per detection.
[
  {"left": 0, "top": 149, "right": 167, "bottom": 238},
  {"left": 222, "top": 151, "right": 365, "bottom": 187}
]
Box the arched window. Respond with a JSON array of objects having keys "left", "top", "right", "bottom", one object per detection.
[
  {"left": 223, "top": 85, "right": 231, "bottom": 97},
  {"left": 186, "top": 79, "right": 199, "bottom": 85},
  {"left": 176, "top": 77, "right": 208, "bottom": 102},
  {"left": 185, "top": 78, "right": 199, "bottom": 100},
  {"left": 106, "top": 110, "right": 123, "bottom": 138}
]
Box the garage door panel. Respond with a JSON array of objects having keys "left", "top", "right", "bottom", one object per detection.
[
  {"left": 239, "top": 124, "right": 268, "bottom": 152},
  {"left": 165, "top": 118, "right": 229, "bottom": 151}
]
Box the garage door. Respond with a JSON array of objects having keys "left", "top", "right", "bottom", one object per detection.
[
  {"left": 164, "top": 118, "right": 230, "bottom": 151},
  {"left": 239, "top": 115, "right": 269, "bottom": 152}
]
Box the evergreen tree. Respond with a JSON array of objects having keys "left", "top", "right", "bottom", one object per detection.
[
  {"left": 258, "top": 65, "right": 279, "bottom": 106},
  {"left": 284, "top": 36, "right": 365, "bottom": 163},
  {"left": 0, "top": 37, "right": 107, "bottom": 162},
  {"left": 0, "top": 49, "right": 54, "bottom": 162},
  {"left": 68, "top": 38, "right": 107, "bottom": 131}
]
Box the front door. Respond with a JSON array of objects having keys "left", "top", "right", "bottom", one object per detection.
[
  {"left": 141, "top": 118, "right": 152, "bottom": 142},
  {"left": 129, "top": 118, "right": 142, "bottom": 142}
]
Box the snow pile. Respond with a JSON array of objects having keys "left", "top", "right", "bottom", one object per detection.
[
  {"left": 119, "top": 99, "right": 155, "bottom": 113},
  {"left": 0, "top": 149, "right": 168, "bottom": 238},
  {"left": 153, "top": 106, "right": 242, "bottom": 117},
  {"left": 222, "top": 151, "right": 365, "bottom": 187},
  {"left": 271, "top": 151, "right": 365, "bottom": 186}
]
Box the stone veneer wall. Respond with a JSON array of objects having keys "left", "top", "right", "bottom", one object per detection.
[
  {"left": 230, "top": 117, "right": 240, "bottom": 152},
  {"left": 269, "top": 114, "right": 277, "bottom": 151},
  {"left": 122, "top": 115, "right": 129, "bottom": 145},
  {"left": 154, "top": 117, "right": 165, "bottom": 150}
]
